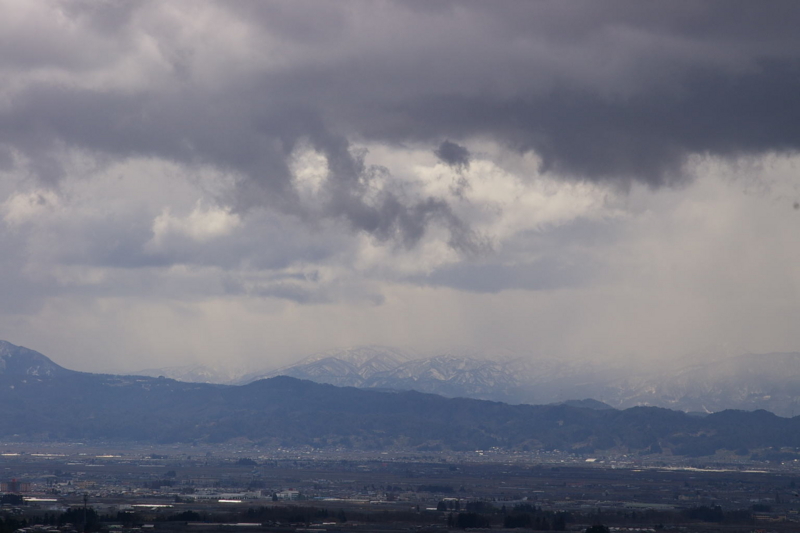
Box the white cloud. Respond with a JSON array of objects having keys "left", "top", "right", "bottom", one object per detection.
[
  {"left": 2, "top": 189, "right": 62, "bottom": 226},
  {"left": 150, "top": 202, "right": 240, "bottom": 247},
  {"left": 289, "top": 141, "right": 329, "bottom": 199}
]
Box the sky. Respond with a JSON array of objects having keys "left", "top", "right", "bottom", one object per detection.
[{"left": 1, "top": 0, "right": 800, "bottom": 373}]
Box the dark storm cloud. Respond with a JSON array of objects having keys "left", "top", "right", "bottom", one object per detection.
[
  {"left": 334, "top": 1, "right": 800, "bottom": 185},
  {"left": 435, "top": 140, "right": 470, "bottom": 170},
  {"left": 381, "top": 62, "right": 800, "bottom": 187},
  {"left": 2, "top": 0, "right": 799, "bottom": 247}
]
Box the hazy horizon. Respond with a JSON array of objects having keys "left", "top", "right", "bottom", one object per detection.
[{"left": 0, "top": 337, "right": 785, "bottom": 382}]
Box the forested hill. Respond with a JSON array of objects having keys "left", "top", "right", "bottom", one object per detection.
[{"left": 2, "top": 340, "right": 800, "bottom": 457}]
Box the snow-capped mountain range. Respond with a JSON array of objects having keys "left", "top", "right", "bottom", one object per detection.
[
  {"left": 236, "top": 345, "right": 412, "bottom": 387},
  {"left": 134, "top": 345, "right": 800, "bottom": 417}
]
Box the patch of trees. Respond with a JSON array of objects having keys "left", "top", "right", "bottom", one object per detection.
[
  {"left": 167, "top": 510, "right": 204, "bottom": 522},
  {"left": 109, "top": 510, "right": 144, "bottom": 526},
  {"left": 464, "top": 501, "right": 495, "bottom": 514},
  {"left": 145, "top": 479, "right": 175, "bottom": 489},
  {"left": 448, "top": 512, "right": 491, "bottom": 529},
  {"left": 504, "top": 513, "right": 567, "bottom": 530},
  {"left": 240, "top": 506, "right": 418, "bottom": 526},
  {"left": 0, "top": 494, "right": 24, "bottom": 505},
  {"left": 57, "top": 507, "right": 101, "bottom": 531},
  {"left": 503, "top": 505, "right": 568, "bottom": 531},
  {"left": 437, "top": 500, "right": 460, "bottom": 511},
  {"left": 243, "top": 505, "right": 332, "bottom": 525},
  {"left": 0, "top": 517, "right": 26, "bottom": 533},
  {"left": 24, "top": 500, "right": 774, "bottom": 533},
  {"left": 682, "top": 505, "right": 752, "bottom": 524}
]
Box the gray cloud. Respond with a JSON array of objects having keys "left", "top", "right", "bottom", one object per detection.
[
  {"left": 299, "top": 126, "right": 486, "bottom": 252},
  {"left": 410, "top": 218, "right": 619, "bottom": 293},
  {"left": 5, "top": 1, "right": 800, "bottom": 371},
  {"left": 0, "top": 0, "right": 797, "bottom": 297},
  {"left": 1, "top": 1, "right": 797, "bottom": 215},
  {"left": 435, "top": 140, "right": 470, "bottom": 170},
  {"left": 416, "top": 257, "right": 601, "bottom": 293},
  {"left": 378, "top": 62, "right": 800, "bottom": 187}
]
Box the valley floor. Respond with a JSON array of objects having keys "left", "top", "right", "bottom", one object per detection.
[{"left": 0, "top": 444, "right": 799, "bottom": 533}]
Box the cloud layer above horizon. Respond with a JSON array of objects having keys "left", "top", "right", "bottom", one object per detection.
[{"left": 2, "top": 0, "right": 800, "bottom": 371}]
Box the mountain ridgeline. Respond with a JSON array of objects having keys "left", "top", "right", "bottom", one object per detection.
[
  {"left": 4, "top": 340, "right": 800, "bottom": 457},
  {"left": 140, "top": 346, "right": 800, "bottom": 417}
]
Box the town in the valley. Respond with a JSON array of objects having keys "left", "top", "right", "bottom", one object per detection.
[{"left": 0, "top": 443, "right": 799, "bottom": 533}]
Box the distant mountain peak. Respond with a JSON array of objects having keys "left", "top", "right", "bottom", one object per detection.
[
  {"left": 296, "top": 345, "right": 413, "bottom": 367},
  {"left": 555, "top": 398, "right": 615, "bottom": 410},
  {"left": 0, "top": 340, "right": 71, "bottom": 377},
  {"left": 237, "top": 345, "right": 414, "bottom": 386}
]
